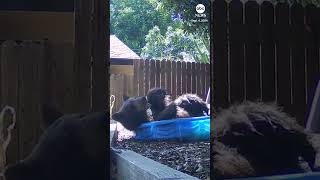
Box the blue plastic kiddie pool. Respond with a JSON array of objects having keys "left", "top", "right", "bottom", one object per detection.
[
  {"left": 230, "top": 172, "right": 320, "bottom": 180},
  {"left": 134, "top": 116, "right": 210, "bottom": 141}
]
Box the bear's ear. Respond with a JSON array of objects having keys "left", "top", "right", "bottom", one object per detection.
[
  {"left": 41, "top": 103, "right": 63, "bottom": 129},
  {"left": 123, "top": 95, "right": 130, "bottom": 101},
  {"left": 112, "top": 112, "right": 123, "bottom": 122}
]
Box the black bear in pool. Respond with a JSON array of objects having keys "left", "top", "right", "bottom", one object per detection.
[
  {"left": 112, "top": 88, "right": 209, "bottom": 131},
  {"left": 112, "top": 96, "right": 152, "bottom": 131},
  {"left": 146, "top": 88, "right": 171, "bottom": 120},
  {"left": 4, "top": 104, "right": 107, "bottom": 180},
  {"left": 146, "top": 88, "right": 209, "bottom": 121}
]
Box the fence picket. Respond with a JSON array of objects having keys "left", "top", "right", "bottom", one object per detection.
[
  {"left": 166, "top": 60, "right": 172, "bottom": 96},
  {"left": 161, "top": 60, "right": 166, "bottom": 89},
  {"left": 144, "top": 60, "right": 150, "bottom": 95},
  {"left": 133, "top": 59, "right": 139, "bottom": 96},
  {"left": 261, "top": 1, "right": 276, "bottom": 102},
  {"left": 191, "top": 62, "right": 197, "bottom": 94},
  {"left": 291, "top": 3, "right": 306, "bottom": 124},
  {"left": 177, "top": 61, "right": 182, "bottom": 96},
  {"left": 245, "top": 1, "right": 261, "bottom": 101},
  {"left": 155, "top": 60, "right": 161, "bottom": 88},
  {"left": 230, "top": 0, "right": 245, "bottom": 103},
  {"left": 138, "top": 60, "right": 145, "bottom": 96},
  {"left": 150, "top": 60, "right": 156, "bottom": 89},
  {"left": 213, "top": 0, "right": 228, "bottom": 109},
  {"left": 171, "top": 61, "right": 177, "bottom": 99},
  {"left": 186, "top": 62, "right": 192, "bottom": 93},
  {"left": 276, "top": 3, "right": 291, "bottom": 113},
  {"left": 196, "top": 63, "right": 202, "bottom": 97},
  {"left": 181, "top": 62, "right": 187, "bottom": 94}
]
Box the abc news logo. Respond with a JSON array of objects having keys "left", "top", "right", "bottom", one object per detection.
[{"left": 196, "top": 4, "right": 205, "bottom": 14}]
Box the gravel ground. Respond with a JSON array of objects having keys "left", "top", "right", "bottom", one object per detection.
[{"left": 115, "top": 139, "right": 210, "bottom": 180}]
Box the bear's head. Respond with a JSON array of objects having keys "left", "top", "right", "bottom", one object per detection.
[
  {"left": 112, "top": 96, "right": 151, "bottom": 131},
  {"left": 147, "top": 88, "right": 171, "bottom": 109}
]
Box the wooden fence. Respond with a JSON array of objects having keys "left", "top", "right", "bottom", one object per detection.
[
  {"left": 0, "top": 0, "right": 107, "bottom": 171},
  {"left": 213, "top": 0, "right": 320, "bottom": 125},
  {"left": 110, "top": 59, "right": 210, "bottom": 113},
  {"left": 0, "top": 40, "right": 107, "bottom": 166}
]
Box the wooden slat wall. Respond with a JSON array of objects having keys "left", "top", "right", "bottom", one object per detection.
[
  {"left": 92, "top": 0, "right": 108, "bottom": 112},
  {"left": 0, "top": 41, "right": 20, "bottom": 165},
  {"left": 0, "top": 11, "right": 74, "bottom": 42},
  {"left": 0, "top": 40, "right": 107, "bottom": 165},
  {"left": 0, "top": 0, "right": 107, "bottom": 170},
  {"left": 0, "top": 41, "right": 46, "bottom": 161},
  {"left": 44, "top": 41, "right": 75, "bottom": 113},
  {"left": 74, "top": 0, "right": 92, "bottom": 112},
  {"left": 110, "top": 74, "right": 125, "bottom": 114},
  {"left": 213, "top": 0, "right": 320, "bottom": 125}
]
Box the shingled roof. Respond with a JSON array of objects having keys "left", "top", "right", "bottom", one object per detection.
[{"left": 110, "top": 35, "right": 140, "bottom": 60}]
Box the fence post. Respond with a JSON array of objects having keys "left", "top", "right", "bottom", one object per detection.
[
  {"left": 213, "top": 0, "right": 228, "bottom": 109},
  {"left": 230, "top": 0, "right": 245, "bottom": 103},
  {"left": 291, "top": 3, "right": 307, "bottom": 124},
  {"left": 261, "top": 1, "right": 276, "bottom": 102},
  {"left": 0, "top": 41, "right": 19, "bottom": 165},
  {"left": 275, "top": 3, "right": 291, "bottom": 113}
]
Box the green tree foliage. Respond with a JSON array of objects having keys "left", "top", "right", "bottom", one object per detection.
[
  {"left": 153, "top": 0, "right": 210, "bottom": 63},
  {"left": 141, "top": 26, "right": 209, "bottom": 63},
  {"left": 110, "top": 0, "right": 210, "bottom": 63},
  {"left": 292, "top": 0, "right": 320, "bottom": 6},
  {"left": 159, "top": 0, "right": 210, "bottom": 36},
  {"left": 110, "top": 0, "right": 172, "bottom": 54},
  {"left": 275, "top": 0, "right": 320, "bottom": 7}
]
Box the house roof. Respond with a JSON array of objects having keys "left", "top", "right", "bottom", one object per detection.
[{"left": 110, "top": 35, "right": 140, "bottom": 60}]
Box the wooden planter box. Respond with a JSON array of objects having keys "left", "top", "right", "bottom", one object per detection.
[{"left": 110, "top": 124, "right": 200, "bottom": 180}]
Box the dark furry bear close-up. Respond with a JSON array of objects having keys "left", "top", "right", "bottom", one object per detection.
[
  {"left": 212, "top": 101, "right": 319, "bottom": 179},
  {"left": 113, "top": 88, "right": 209, "bottom": 131},
  {"left": 4, "top": 105, "right": 107, "bottom": 180}
]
